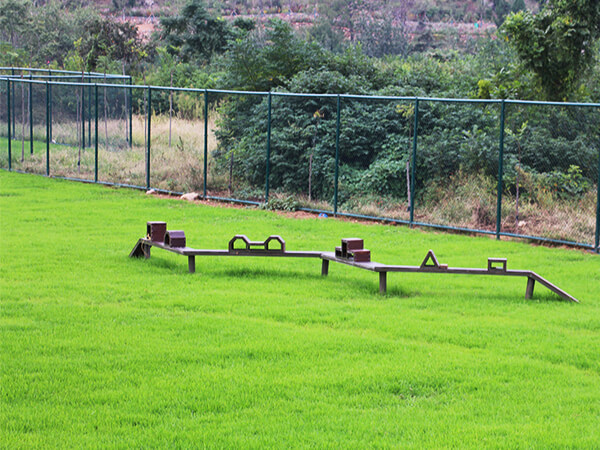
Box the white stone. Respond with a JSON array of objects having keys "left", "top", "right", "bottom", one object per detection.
[{"left": 180, "top": 192, "right": 201, "bottom": 201}]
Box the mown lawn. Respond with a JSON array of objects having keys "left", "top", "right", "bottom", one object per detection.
[{"left": 1, "top": 170, "right": 599, "bottom": 448}]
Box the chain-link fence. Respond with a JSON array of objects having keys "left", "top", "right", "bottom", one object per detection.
[{"left": 1, "top": 71, "right": 599, "bottom": 252}]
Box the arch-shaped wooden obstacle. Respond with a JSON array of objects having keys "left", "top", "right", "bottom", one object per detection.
[{"left": 129, "top": 222, "right": 579, "bottom": 302}]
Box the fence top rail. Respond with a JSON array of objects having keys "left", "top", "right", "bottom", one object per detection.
[
  {"left": 0, "top": 67, "right": 129, "bottom": 79},
  {"left": 18, "top": 74, "right": 127, "bottom": 81},
  {"left": 0, "top": 79, "right": 137, "bottom": 88},
  {"left": 418, "top": 96, "right": 502, "bottom": 104},
  {"left": 505, "top": 99, "right": 600, "bottom": 108},
  {"left": 1, "top": 76, "right": 600, "bottom": 108}
]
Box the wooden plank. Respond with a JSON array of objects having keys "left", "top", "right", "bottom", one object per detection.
[
  {"left": 530, "top": 273, "right": 579, "bottom": 303},
  {"left": 129, "top": 239, "right": 146, "bottom": 258},
  {"left": 320, "top": 252, "right": 384, "bottom": 271}
]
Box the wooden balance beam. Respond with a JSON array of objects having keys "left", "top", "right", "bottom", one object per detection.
[
  {"left": 319, "top": 251, "right": 578, "bottom": 302},
  {"left": 129, "top": 225, "right": 579, "bottom": 303}
]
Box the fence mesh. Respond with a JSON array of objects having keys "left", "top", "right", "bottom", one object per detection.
[
  {"left": 96, "top": 84, "right": 135, "bottom": 186},
  {"left": 1, "top": 75, "right": 599, "bottom": 251},
  {"left": 337, "top": 96, "right": 413, "bottom": 221},
  {"left": 412, "top": 99, "right": 501, "bottom": 233},
  {"left": 269, "top": 94, "right": 337, "bottom": 210},
  {"left": 502, "top": 103, "right": 599, "bottom": 245}
]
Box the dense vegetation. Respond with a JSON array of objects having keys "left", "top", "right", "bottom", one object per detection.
[{"left": 1, "top": 0, "right": 599, "bottom": 211}]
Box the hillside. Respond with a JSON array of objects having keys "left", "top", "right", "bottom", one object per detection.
[
  {"left": 92, "top": 0, "right": 540, "bottom": 26},
  {"left": 97, "top": 0, "right": 540, "bottom": 49}
]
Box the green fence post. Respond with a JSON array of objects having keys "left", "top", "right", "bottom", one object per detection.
[
  {"left": 94, "top": 84, "right": 99, "bottom": 183},
  {"left": 81, "top": 83, "right": 85, "bottom": 150},
  {"left": 48, "top": 82, "right": 52, "bottom": 143},
  {"left": 128, "top": 77, "right": 133, "bottom": 148},
  {"left": 410, "top": 97, "right": 419, "bottom": 226},
  {"left": 146, "top": 86, "right": 151, "bottom": 190},
  {"left": 11, "top": 68, "right": 15, "bottom": 138},
  {"left": 333, "top": 94, "right": 341, "bottom": 216},
  {"left": 496, "top": 100, "right": 506, "bottom": 240},
  {"left": 29, "top": 75, "right": 33, "bottom": 155},
  {"left": 265, "top": 92, "right": 272, "bottom": 203},
  {"left": 45, "top": 81, "right": 50, "bottom": 176},
  {"left": 7, "top": 78, "right": 11, "bottom": 170},
  {"left": 88, "top": 82, "right": 92, "bottom": 148},
  {"left": 595, "top": 145, "right": 600, "bottom": 253},
  {"left": 203, "top": 89, "right": 208, "bottom": 199}
]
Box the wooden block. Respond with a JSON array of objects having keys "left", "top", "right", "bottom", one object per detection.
[
  {"left": 420, "top": 249, "right": 441, "bottom": 269},
  {"left": 229, "top": 235, "right": 250, "bottom": 252},
  {"left": 165, "top": 230, "right": 186, "bottom": 247},
  {"left": 335, "top": 246, "right": 343, "bottom": 258},
  {"left": 265, "top": 235, "right": 286, "bottom": 252},
  {"left": 351, "top": 249, "right": 371, "bottom": 262},
  {"left": 341, "top": 238, "right": 363, "bottom": 257},
  {"left": 488, "top": 258, "right": 507, "bottom": 272},
  {"left": 146, "top": 221, "right": 166, "bottom": 242}
]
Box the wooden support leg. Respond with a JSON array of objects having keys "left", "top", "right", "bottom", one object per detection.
[
  {"left": 143, "top": 244, "right": 151, "bottom": 259},
  {"left": 321, "top": 259, "right": 329, "bottom": 276},
  {"left": 379, "top": 272, "right": 387, "bottom": 295},
  {"left": 525, "top": 277, "right": 535, "bottom": 299},
  {"left": 188, "top": 255, "right": 196, "bottom": 273}
]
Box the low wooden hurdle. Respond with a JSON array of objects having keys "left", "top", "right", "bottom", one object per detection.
[{"left": 130, "top": 222, "right": 579, "bottom": 302}]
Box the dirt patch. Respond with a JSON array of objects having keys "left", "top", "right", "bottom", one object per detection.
[{"left": 147, "top": 191, "right": 382, "bottom": 225}]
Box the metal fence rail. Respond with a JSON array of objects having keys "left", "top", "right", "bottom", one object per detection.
[{"left": 1, "top": 74, "right": 598, "bottom": 252}]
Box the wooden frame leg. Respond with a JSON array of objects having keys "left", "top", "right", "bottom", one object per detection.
[
  {"left": 142, "top": 244, "right": 151, "bottom": 259},
  {"left": 321, "top": 259, "right": 329, "bottom": 276},
  {"left": 525, "top": 277, "right": 535, "bottom": 299},
  {"left": 188, "top": 255, "right": 196, "bottom": 273},
  {"left": 379, "top": 272, "right": 387, "bottom": 294}
]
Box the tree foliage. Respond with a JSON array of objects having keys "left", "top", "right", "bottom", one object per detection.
[
  {"left": 77, "top": 17, "right": 144, "bottom": 71},
  {"left": 502, "top": 0, "right": 600, "bottom": 100},
  {"left": 160, "top": 0, "right": 231, "bottom": 63}
]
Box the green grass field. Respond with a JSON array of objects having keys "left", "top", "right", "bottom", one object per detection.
[{"left": 1, "top": 170, "right": 599, "bottom": 448}]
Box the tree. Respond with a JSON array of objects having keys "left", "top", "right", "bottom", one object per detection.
[
  {"left": 306, "top": 18, "right": 346, "bottom": 54},
  {"left": 0, "top": 0, "right": 30, "bottom": 47},
  {"left": 221, "top": 19, "right": 325, "bottom": 92},
  {"left": 160, "top": 0, "right": 231, "bottom": 63},
  {"left": 355, "top": 15, "right": 408, "bottom": 58},
  {"left": 503, "top": 0, "right": 600, "bottom": 100},
  {"left": 318, "top": 0, "right": 366, "bottom": 43},
  {"left": 77, "top": 16, "right": 144, "bottom": 72},
  {"left": 0, "top": 2, "right": 101, "bottom": 66}
]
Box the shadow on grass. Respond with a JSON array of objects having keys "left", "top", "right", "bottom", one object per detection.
[
  {"left": 218, "top": 266, "right": 416, "bottom": 298},
  {"left": 129, "top": 255, "right": 183, "bottom": 272},
  {"left": 129, "top": 257, "right": 570, "bottom": 303}
]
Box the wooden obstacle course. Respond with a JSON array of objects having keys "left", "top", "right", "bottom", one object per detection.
[{"left": 129, "top": 222, "right": 579, "bottom": 302}]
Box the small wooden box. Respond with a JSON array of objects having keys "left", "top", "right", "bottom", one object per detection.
[
  {"left": 147, "top": 221, "right": 167, "bottom": 242},
  {"left": 341, "top": 238, "right": 363, "bottom": 257},
  {"left": 165, "top": 230, "right": 186, "bottom": 247},
  {"left": 351, "top": 249, "right": 371, "bottom": 262}
]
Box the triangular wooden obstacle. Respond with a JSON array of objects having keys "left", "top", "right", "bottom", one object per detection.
[{"left": 420, "top": 249, "right": 447, "bottom": 269}]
